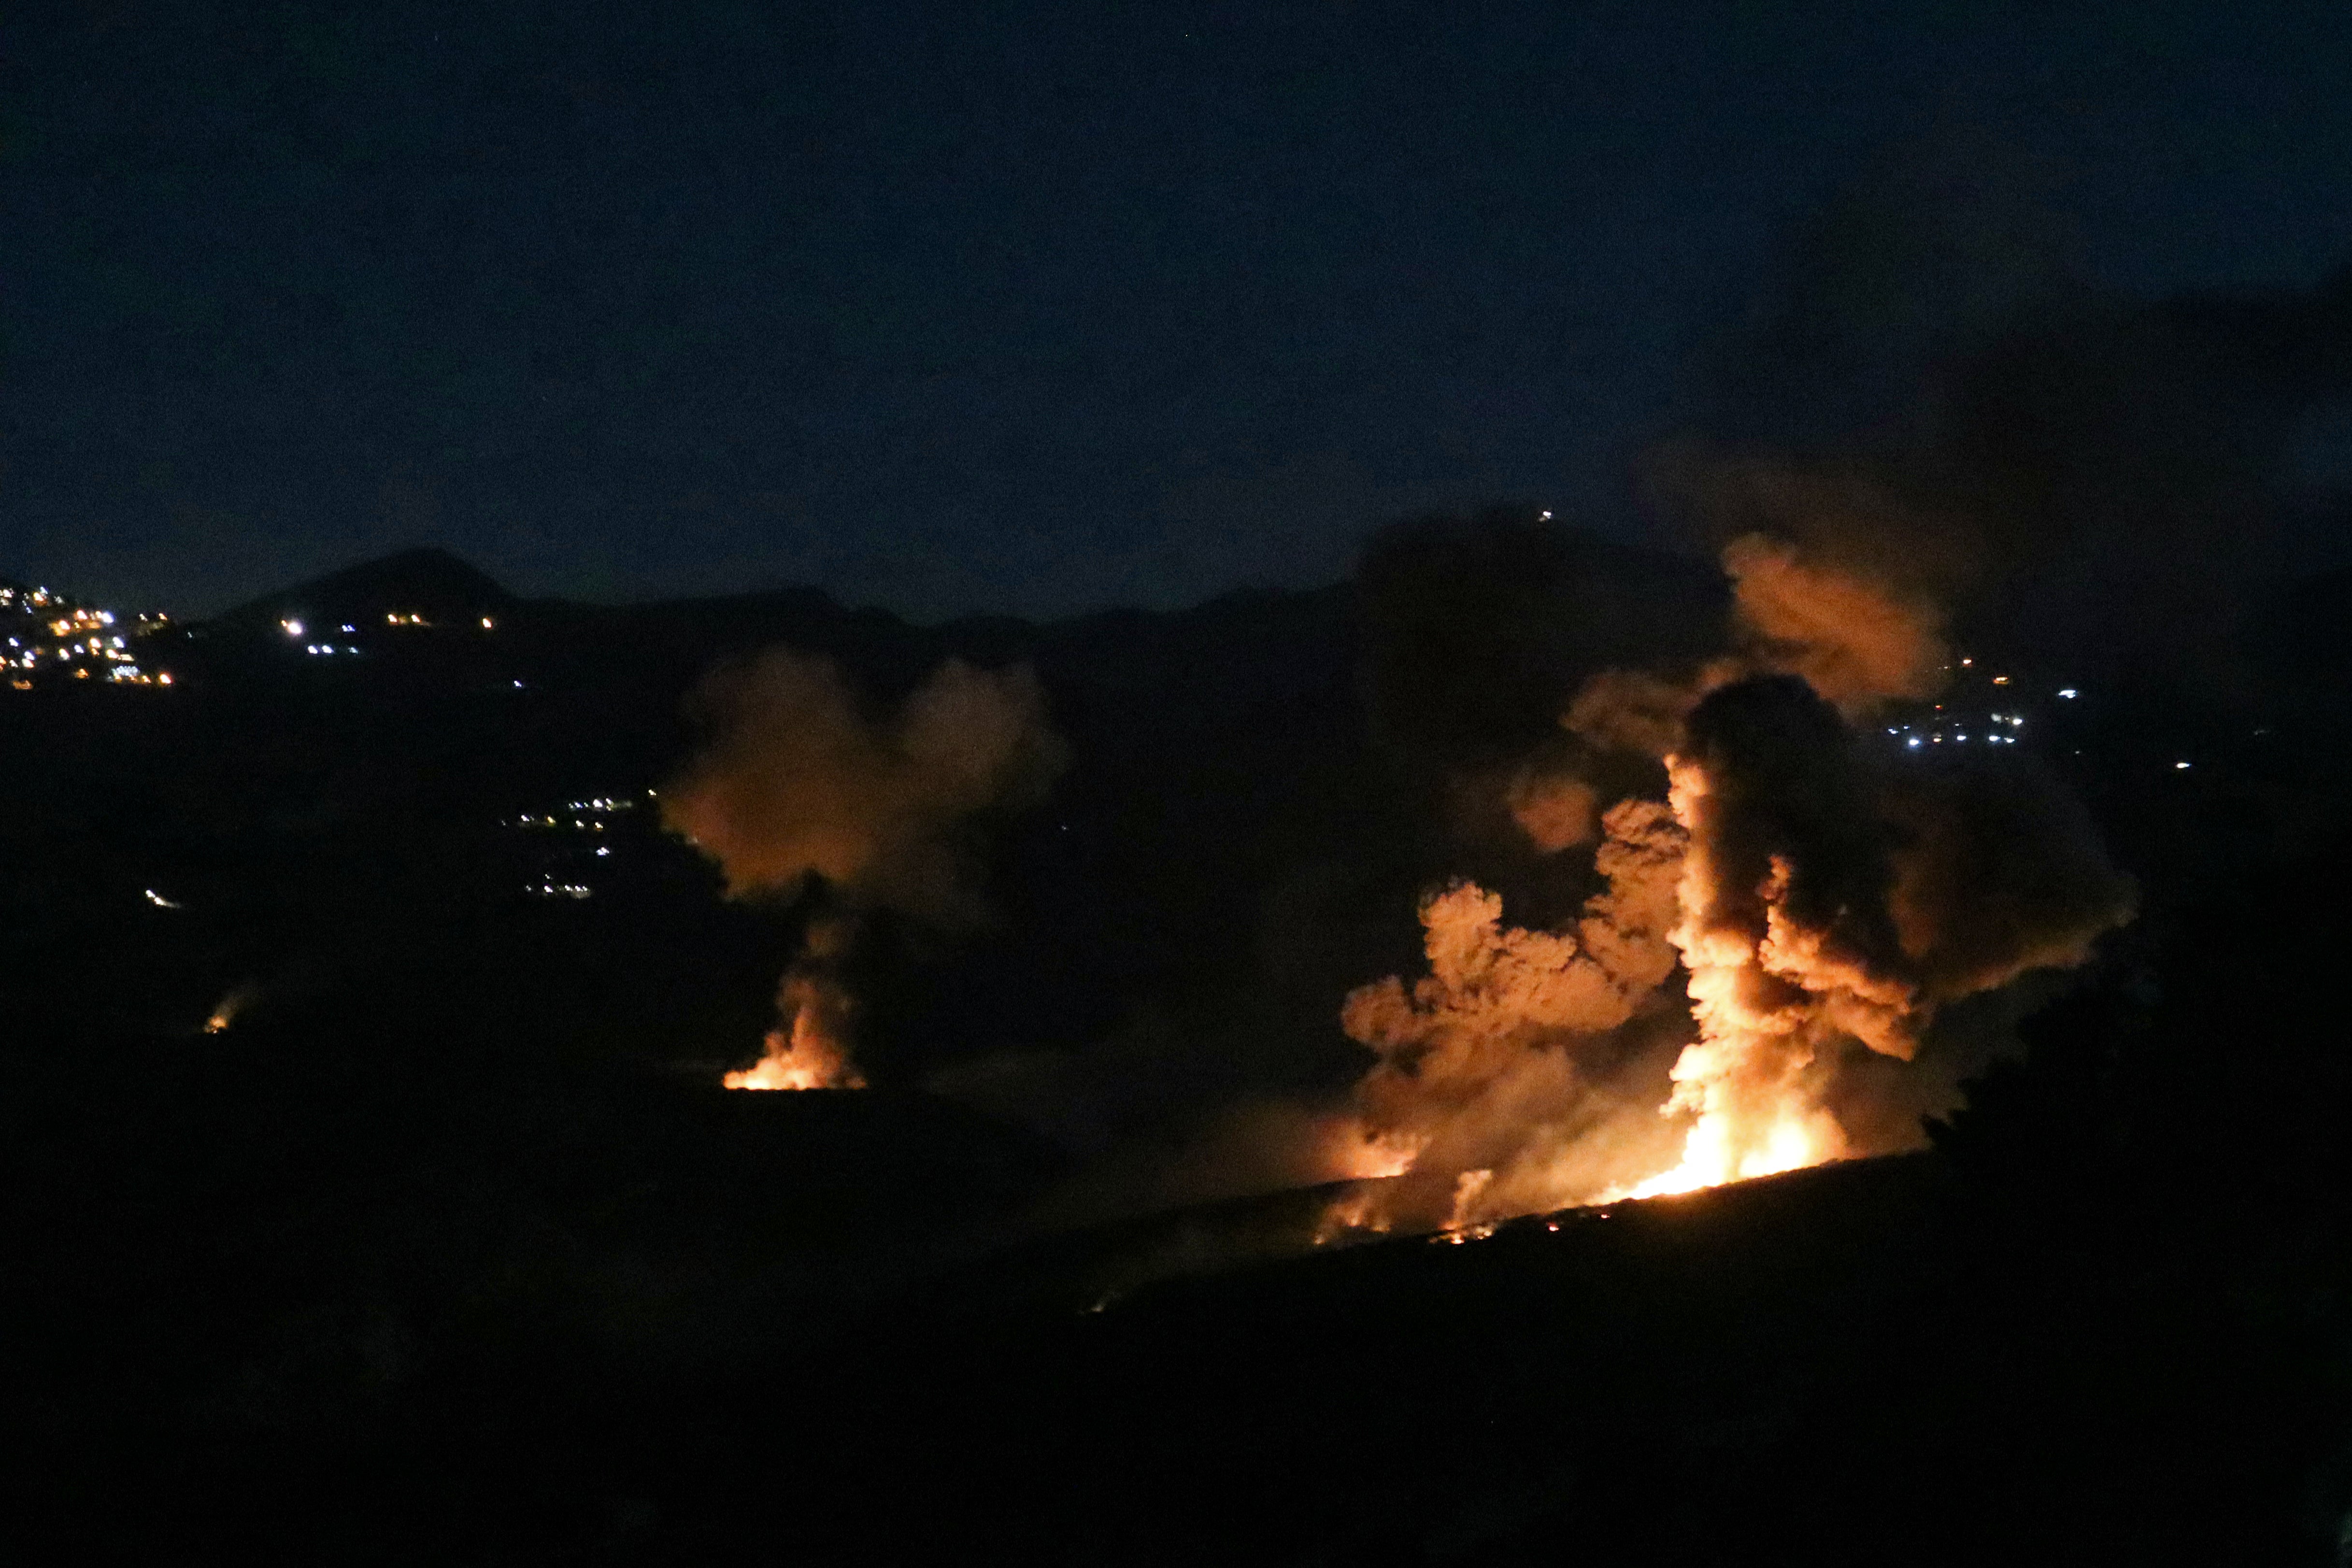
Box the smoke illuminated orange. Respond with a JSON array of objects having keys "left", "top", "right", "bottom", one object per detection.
[{"left": 722, "top": 1007, "right": 867, "bottom": 1091}]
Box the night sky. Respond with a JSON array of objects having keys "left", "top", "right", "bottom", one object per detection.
[{"left": 8, "top": 1, "right": 2352, "bottom": 618}]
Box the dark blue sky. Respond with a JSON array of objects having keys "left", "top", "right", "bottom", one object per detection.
[{"left": 6, "top": 1, "right": 2351, "bottom": 617}]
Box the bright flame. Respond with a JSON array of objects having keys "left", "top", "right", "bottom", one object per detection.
[
  {"left": 721, "top": 1004, "right": 867, "bottom": 1091},
  {"left": 1619, "top": 1104, "right": 1839, "bottom": 1199},
  {"left": 1603, "top": 755, "right": 1879, "bottom": 1201},
  {"left": 1330, "top": 1126, "right": 1424, "bottom": 1181}
]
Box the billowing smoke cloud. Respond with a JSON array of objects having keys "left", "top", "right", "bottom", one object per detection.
[
  {"left": 1323, "top": 494, "right": 2134, "bottom": 1230},
  {"left": 944, "top": 154, "right": 2324, "bottom": 1247},
  {"left": 1720, "top": 533, "right": 1947, "bottom": 709},
  {"left": 1884, "top": 756, "right": 2138, "bottom": 999},
  {"left": 961, "top": 492, "right": 2133, "bottom": 1240},
  {"left": 1336, "top": 798, "right": 1688, "bottom": 1230},
  {"left": 662, "top": 649, "right": 1067, "bottom": 1088},
  {"left": 663, "top": 650, "right": 1067, "bottom": 927}
]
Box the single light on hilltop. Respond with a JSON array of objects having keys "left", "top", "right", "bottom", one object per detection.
[
  {"left": 282, "top": 618, "right": 304, "bottom": 638},
  {"left": 2058, "top": 688, "right": 2078, "bottom": 698},
  {"left": 481, "top": 616, "right": 495, "bottom": 630}
]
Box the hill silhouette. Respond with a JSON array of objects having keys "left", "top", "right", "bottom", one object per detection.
[{"left": 210, "top": 545, "right": 520, "bottom": 634}]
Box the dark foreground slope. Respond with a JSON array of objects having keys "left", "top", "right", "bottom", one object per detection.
[{"left": 8, "top": 1139, "right": 2334, "bottom": 1566}]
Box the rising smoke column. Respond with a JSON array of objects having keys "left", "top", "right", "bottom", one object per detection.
[
  {"left": 661, "top": 648, "right": 1067, "bottom": 1089},
  {"left": 1621, "top": 526, "right": 2135, "bottom": 1196},
  {"left": 1634, "top": 675, "right": 1920, "bottom": 1195},
  {"left": 1334, "top": 521, "right": 2134, "bottom": 1229}
]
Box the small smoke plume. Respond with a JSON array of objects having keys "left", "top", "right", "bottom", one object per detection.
[
  {"left": 663, "top": 650, "right": 1066, "bottom": 926},
  {"left": 1504, "top": 767, "right": 1598, "bottom": 855},
  {"left": 1721, "top": 532, "right": 1947, "bottom": 709},
  {"left": 202, "top": 983, "right": 260, "bottom": 1035},
  {"left": 663, "top": 649, "right": 1067, "bottom": 1088}
]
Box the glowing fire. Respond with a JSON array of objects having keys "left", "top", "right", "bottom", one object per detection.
[
  {"left": 1331, "top": 662, "right": 2053, "bottom": 1236},
  {"left": 721, "top": 1006, "right": 867, "bottom": 1091},
  {"left": 1618, "top": 1107, "right": 1839, "bottom": 1199},
  {"left": 202, "top": 984, "right": 257, "bottom": 1034},
  {"left": 1608, "top": 755, "right": 1871, "bottom": 1200}
]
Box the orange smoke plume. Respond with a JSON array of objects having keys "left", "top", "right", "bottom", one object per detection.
[
  {"left": 1330, "top": 527, "right": 2131, "bottom": 1232},
  {"left": 1335, "top": 799, "right": 1691, "bottom": 1230},
  {"left": 1504, "top": 767, "right": 1599, "bottom": 854},
  {"left": 720, "top": 918, "right": 868, "bottom": 1091},
  {"left": 662, "top": 649, "right": 1066, "bottom": 927},
  {"left": 1723, "top": 531, "right": 1948, "bottom": 710},
  {"left": 722, "top": 1004, "right": 867, "bottom": 1092},
  {"left": 664, "top": 649, "right": 1067, "bottom": 1090}
]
